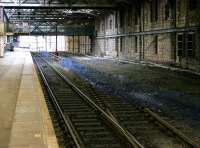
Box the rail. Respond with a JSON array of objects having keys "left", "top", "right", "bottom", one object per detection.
[
  {"left": 34, "top": 53, "right": 145, "bottom": 148},
  {"left": 33, "top": 56, "right": 86, "bottom": 148},
  {"left": 45, "top": 52, "right": 200, "bottom": 148}
]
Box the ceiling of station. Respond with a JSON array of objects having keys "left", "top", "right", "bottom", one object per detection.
[
  {"left": 0, "top": 0, "right": 135, "bottom": 35},
  {"left": 1, "top": 0, "right": 133, "bottom": 7},
  {"left": 1, "top": 0, "right": 135, "bottom": 21},
  {"left": 5, "top": 9, "right": 98, "bottom": 23}
]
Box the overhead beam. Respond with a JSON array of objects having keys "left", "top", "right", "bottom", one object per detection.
[
  {"left": 2, "top": 4, "right": 117, "bottom": 9},
  {"left": 9, "top": 14, "right": 95, "bottom": 18},
  {"left": 13, "top": 26, "right": 95, "bottom": 36},
  {"left": 10, "top": 18, "right": 94, "bottom": 22}
]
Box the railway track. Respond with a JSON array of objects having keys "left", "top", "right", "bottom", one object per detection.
[
  {"left": 32, "top": 52, "right": 199, "bottom": 148},
  {"left": 55, "top": 51, "right": 200, "bottom": 142},
  {"left": 33, "top": 54, "right": 143, "bottom": 148},
  {"left": 38, "top": 73, "right": 76, "bottom": 148}
]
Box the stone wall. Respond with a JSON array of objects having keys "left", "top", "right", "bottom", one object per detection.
[
  {"left": 144, "top": 33, "right": 175, "bottom": 63},
  {"left": 94, "top": 0, "right": 200, "bottom": 71},
  {"left": 67, "top": 36, "right": 91, "bottom": 55},
  {"left": 95, "top": 13, "right": 118, "bottom": 57}
]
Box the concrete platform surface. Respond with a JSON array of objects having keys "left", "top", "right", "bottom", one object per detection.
[
  {"left": 0, "top": 49, "right": 58, "bottom": 148},
  {"left": 0, "top": 51, "right": 24, "bottom": 148}
]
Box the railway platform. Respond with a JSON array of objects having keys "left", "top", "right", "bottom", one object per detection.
[{"left": 0, "top": 49, "right": 58, "bottom": 148}]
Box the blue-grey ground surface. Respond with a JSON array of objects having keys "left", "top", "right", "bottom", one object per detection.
[{"left": 52, "top": 53, "right": 200, "bottom": 141}]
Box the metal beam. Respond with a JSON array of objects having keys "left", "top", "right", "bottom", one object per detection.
[
  {"left": 2, "top": 4, "right": 117, "bottom": 9},
  {"left": 96, "top": 26, "right": 200, "bottom": 39},
  {"left": 13, "top": 26, "right": 95, "bottom": 36},
  {"left": 9, "top": 15, "right": 95, "bottom": 19},
  {"left": 3, "top": 9, "right": 9, "bottom": 22},
  {"left": 10, "top": 19, "right": 94, "bottom": 23}
]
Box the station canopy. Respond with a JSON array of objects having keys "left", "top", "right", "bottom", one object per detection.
[{"left": 0, "top": 0, "right": 136, "bottom": 35}]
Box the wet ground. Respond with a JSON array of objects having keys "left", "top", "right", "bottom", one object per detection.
[{"left": 48, "top": 52, "right": 200, "bottom": 142}]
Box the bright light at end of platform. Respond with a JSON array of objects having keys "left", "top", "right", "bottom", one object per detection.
[{"left": 18, "top": 36, "right": 66, "bottom": 52}]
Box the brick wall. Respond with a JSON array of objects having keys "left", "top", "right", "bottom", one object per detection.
[
  {"left": 67, "top": 36, "right": 91, "bottom": 55},
  {"left": 95, "top": 13, "right": 118, "bottom": 57},
  {"left": 94, "top": 0, "right": 200, "bottom": 71},
  {"left": 144, "top": 33, "right": 174, "bottom": 63}
]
